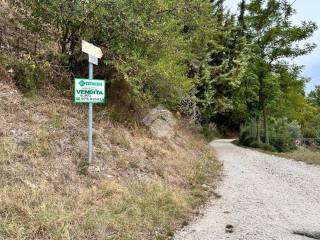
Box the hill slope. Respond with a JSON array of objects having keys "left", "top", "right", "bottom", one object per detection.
[{"left": 0, "top": 77, "right": 220, "bottom": 239}]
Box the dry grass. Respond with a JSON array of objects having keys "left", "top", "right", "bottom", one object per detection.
[
  {"left": 235, "top": 139, "right": 320, "bottom": 166},
  {"left": 274, "top": 147, "right": 320, "bottom": 166},
  {"left": 0, "top": 81, "right": 220, "bottom": 240}
]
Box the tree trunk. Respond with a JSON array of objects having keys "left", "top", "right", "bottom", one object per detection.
[
  {"left": 258, "top": 69, "right": 268, "bottom": 145},
  {"left": 240, "top": 122, "right": 244, "bottom": 135},
  {"left": 60, "top": 40, "right": 67, "bottom": 55},
  {"left": 263, "top": 104, "right": 269, "bottom": 144},
  {"left": 256, "top": 116, "right": 261, "bottom": 143}
]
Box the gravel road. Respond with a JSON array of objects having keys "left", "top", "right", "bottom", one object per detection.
[{"left": 174, "top": 139, "right": 320, "bottom": 240}]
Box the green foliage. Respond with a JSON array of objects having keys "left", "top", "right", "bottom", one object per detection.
[
  {"left": 268, "top": 118, "right": 300, "bottom": 152},
  {"left": 287, "top": 120, "right": 303, "bottom": 139},
  {"left": 239, "top": 129, "right": 276, "bottom": 151},
  {"left": 12, "top": 59, "right": 50, "bottom": 95},
  {"left": 201, "top": 124, "right": 220, "bottom": 141},
  {"left": 240, "top": 117, "right": 300, "bottom": 152},
  {"left": 270, "top": 138, "right": 296, "bottom": 152},
  {"left": 6, "top": 0, "right": 319, "bottom": 141},
  {"left": 235, "top": 0, "right": 317, "bottom": 143},
  {"left": 260, "top": 143, "right": 277, "bottom": 152},
  {"left": 195, "top": 1, "right": 247, "bottom": 123},
  {"left": 239, "top": 129, "right": 256, "bottom": 147},
  {"left": 10, "top": 0, "right": 218, "bottom": 109},
  {"left": 308, "top": 85, "right": 320, "bottom": 106},
  {"left": 302, "top": 128, "right": 317, "bottom": 139},
  {"left": 301, "top": 108, "right": 320, "bottom": 138}
]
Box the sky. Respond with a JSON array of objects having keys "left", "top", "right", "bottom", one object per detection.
[{"left": 224, "top": 0, "right": 320, "bottom": 93}]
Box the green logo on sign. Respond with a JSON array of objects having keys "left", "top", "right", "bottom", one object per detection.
[
  {"left": 78, "top": 80, "right": 102, "bottom": 87},
  {"left": 79, "top": 80, "right": 86, "bottom": 87}
]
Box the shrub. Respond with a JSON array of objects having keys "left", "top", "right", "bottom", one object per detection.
[
  {"left": 250, "top": 141, "right": 262, "bottom": 149},
  {"left": 302, "top": 128, "right": 317, "bottom": 138},
  {"left": 201, "top": 124, "right": 220, "bottom": 141},
  {"left": 239, "top": 129, "right": 256, "bottom": 147},
  {"left": 287, "top": 120, "right": 302, "bottom": 139},
  {"left": 270, "top": 137, "right": 296, "bottom": 152},
  {"left": 260, "top": 143, "right": 277, "bottom": 152},
  {"left": 269, "top": 118, "right": 299, "bottom": 152},
  {"left": 239, "top": 119, "right": 298, "bottom": 153},
  {"left": 12, "top": 59, "right": 50, "bottom": 94}
]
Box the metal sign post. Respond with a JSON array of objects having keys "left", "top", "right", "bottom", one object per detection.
[
  {"left": 88, "top": 62, "right": 94, "bottom": 163},
  {"left": 78, "top": 40, "right": 104, "bottom": 164}
]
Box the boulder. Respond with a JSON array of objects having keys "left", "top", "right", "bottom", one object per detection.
[{"left": 143, "top": 106, "right": 176, "bottom": 138}]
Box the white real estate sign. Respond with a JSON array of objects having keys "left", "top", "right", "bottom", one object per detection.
[{"left": 74, "top": 78, "right": 106, "bottom": 104}]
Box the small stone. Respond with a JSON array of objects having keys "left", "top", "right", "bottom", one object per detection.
[
  {"left": 213, "top": 192, "right": 222, "bottom": 198},
  {"left": 21, "top": 179, "right": 36, "bottom": 189},
  {"left": 225, "top": 224, "right": 234, "bottom": 233}
]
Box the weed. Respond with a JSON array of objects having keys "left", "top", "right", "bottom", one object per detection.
[
  {"left": 112, "top": 151, "right": 129, "bottom": 169},
  {"left": 189, "top": 150, "right": 220, "bottom": 186},
  {"left": 110, "top": 108, "right": 122, "bottom": 123},
  {"left": 51, "top": 114, "right": 64, "bottom": 129},
  {"left": 77, "top": 160, "right": 89, "bottom": 175},
  {"left": 20, "top": 129, "right": 50, "bottom": 158},
  {"left": 109, "top": 131, "right": 131, "bottom": 149},
  {"left": 0, "top": 137, "right": 15, "bottom": 164}
]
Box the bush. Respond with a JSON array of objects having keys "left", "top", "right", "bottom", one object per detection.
[
  {"left": 239, "top": 129, "right": 256, "bottom": 147},
  {"left": 12, "top": 59, "right": 50, "bottom": 94},
  {"left": 239, "top": 121, "right": 295, "bottom": 153},
  {"left": 287, "top": 120, "right": 302, "bottom": 139},
  {"left": 302, "top": 128, "right": 317, "bottom": 138},
  {"left": 201, "top": 124, "right": 220, "bottom": 141},
  {"left": 250, "top": 141, "right": 262, "bottom": 149},
  {"left": 270, "top": 137, "right": 296, "bottom": 152},
  {"left": 269, "top": 118, "right": 299, "bottom": 152},
  {"left": 260, "top": 143, "right": 277, "bottom": 152}
]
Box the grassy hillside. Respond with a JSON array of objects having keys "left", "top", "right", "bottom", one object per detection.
[{"left": 0, "top": 74, "right": 220, "bottom": 239}]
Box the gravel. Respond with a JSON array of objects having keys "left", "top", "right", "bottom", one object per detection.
[{"left": 174, "top": 139, "right": 320, "bottom": 240}]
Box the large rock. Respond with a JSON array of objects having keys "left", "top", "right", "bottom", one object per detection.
[{"left": 143, "top": 106, "right": 177, "bottom": 138}]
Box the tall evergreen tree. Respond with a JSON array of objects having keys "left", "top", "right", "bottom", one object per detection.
[{"left": 196, "top": 0, "right": 246, "bottom": 124}]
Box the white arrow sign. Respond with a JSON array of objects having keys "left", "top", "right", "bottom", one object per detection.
[{"left": 82, "top": 40, "right": 103, "bottom": 59}]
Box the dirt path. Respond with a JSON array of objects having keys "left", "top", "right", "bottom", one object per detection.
[{"left": 174, "top": 139, "right": 320, "bottom": 240}]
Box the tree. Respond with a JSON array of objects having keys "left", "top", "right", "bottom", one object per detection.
[
  {"left": 9, "top": 0, "right": 220, "bottom": 109},
  {"left": 243, "top": 0, "right": 317, "bottom": 144},
  {"left": 308, "top": 86, "right": 320, "bottom": 106},
  {"left": 195, "top": 0, "right": 248, "bottom": 125},
  {"left": 9, "top": 0, "right": 102, "bottom": 55}
]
